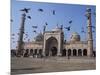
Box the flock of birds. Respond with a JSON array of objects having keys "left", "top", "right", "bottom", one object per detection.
[{"left": 11, "top": 8, "right": 96, "bottom": 45}]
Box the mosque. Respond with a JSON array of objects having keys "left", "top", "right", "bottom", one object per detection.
[
  {"left": 11, "top": 8, "right": 95, "bottom": 57},
  {"left": 23, "top": 25, "right": 93, "bottom": 57}
]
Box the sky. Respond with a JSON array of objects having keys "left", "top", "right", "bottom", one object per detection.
[{"left": 11, "top": 0, "right": 96, "bottom": 49}]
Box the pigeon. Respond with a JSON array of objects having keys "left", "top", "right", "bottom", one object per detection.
[
  {"left": 12, "top": 34, "right": 15, "bottom": 36},
  {"left": 27, "top": 16, "right": 31, "bottom": 19},
  {"left": 32, "top": 26, "right": 38, "bottom": 28},
  {"left": 53, "top": 10, "right": 55, "bottom": 15},
  {"left": 45, "top": 22, "right": 48, "bottom": 25},
  {"left": 20, "top": 8, "right": 30, "bottom": 13},
  {"left": 64, "top": 26, "right": 70, "bottom": 31},
  {"left": 38, "top": 8, "right": 43, "bottom": 12},
  {"left": 69, "top": 20, "right": 72, "bottom": 24},
  {"left": 10, "top": 19, "right": 13, "bottom": 22},
  {"left": 33, "top": 30, "right": 36, "bottom": 33}
]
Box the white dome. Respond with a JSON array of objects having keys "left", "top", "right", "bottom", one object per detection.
[
  {"left": 34, "top": 33, "right": 43, "bottom": 42},
  {"left": 70, "top": 32, "right": 80, "bottom": 42}
]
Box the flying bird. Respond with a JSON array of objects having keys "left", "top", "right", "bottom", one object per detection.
[
  {"left": 60, "top": 25, "right": 63, "bottom": 30},
  {"left": 53, "top": 10, "right": 55, "bottom": 15},
  {"left": 81, "top": 27, "right": 85, "bottom": 33},
  {"left": 25, "top": 34, "right": 28, "bottom": 36},
  {"left": 32, "top": 26, "right": 38, "bottom": 28},
  {"left": 38, "top": 8, "right": 43, "bottom": 12},
  {"left": 27, "top": 16, "right": 31, "bottom": 19},
  {"left": 92, "top": 30, "right": 95, "bottom": 33},
  {"left": 69, "top": 20, "right": 72, "bottom": 24},
  {"left": 81, "top": 30, "right": 86, "bottom": 33},
  {"left": 33, "top": 30, "right": 36, "bottom": 33},
  {"left": 92, "top": 26, "right": 95, "bottom": 29},
  {"left": 64, "top": 26, "right": 71, "bottom": 31},
  {"left": 45, "top": 22, "right": 48, "bottom": 25},
  {"left": 10, "top": 19, "right": 13, "bottom": 22},
  {"left": 12, "top": 34, "right": 15, "bottom": 36},
  {"left": 20, "top": 8, "right": 30, "bottom": 13},
  {"left": 43, "top": 25, "right": 46, "bottom": 32},
  {"left": 24, "top": 38, "right": 26, "bottom": 40}
]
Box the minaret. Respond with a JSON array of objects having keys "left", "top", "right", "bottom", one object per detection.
[
  {"left": 86, "top": 8, "right": 93, "bottom": 56},
  {"left": 17, "top": 13, "right": 26, "bottom": 56}
]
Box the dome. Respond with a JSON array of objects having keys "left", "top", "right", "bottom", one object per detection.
[
  {"left": 34, "top": 33, "right": 43, "bottom": 42},
  {"left": 52, "top": 26, "right": 61, "bottom": 32},
  {"left": 70, "top": 32, "right": 80, "bottom": 42}
]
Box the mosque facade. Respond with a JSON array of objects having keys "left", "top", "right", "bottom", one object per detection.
[
  {"left": 23, "top": 26, "right": 92, "bottom": 57},
  {"left": 12, "top": 8, "right": 95, "bottom": 57}
]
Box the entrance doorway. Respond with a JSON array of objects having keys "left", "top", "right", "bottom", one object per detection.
[
  {"left": 45, "top": 37, "right": 58, "bottom": 56},
  {"left": 51, "top": 47, "right": 57, "bottom": 56}
]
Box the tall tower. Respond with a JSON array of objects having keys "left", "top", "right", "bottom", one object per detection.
[
  {"left": 86, "top": 8, "right": 93, "bottom": 56},
  {"left": 17, "top": 13, "right": 26, "bottom": 56}
]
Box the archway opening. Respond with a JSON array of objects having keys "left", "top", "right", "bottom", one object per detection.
[
  {"left": 45, "top": 37, "right": 58, "bottom": 56},
  {"left": 68, "top": 49, "right": 71, "bottom": 56},
  {"left": 24, "top": 49, "right": 29, "bottom": 57},
  {"left": 73, "top": 49, "right": 77, "bottom": 56},
  {"left": 51, "top": 47, "right": 57, "bottom": 56},
  {"left": 30, "top": 49, "right": 33, "bottom": 55},
  {"left": 34, "top": 49, "right": 37, "bottom": 55},
  {"left": 78, "top": 49, "right": 82, "bottom": 56},
  {"left": 39, "top": 49, "right": 42, "bottom": 55},
  {"left": 62, "top": 49, "right": 66, "bottom": 56},
  {"left": 83, "top": 49, "right": 87, "bottom": 56}
]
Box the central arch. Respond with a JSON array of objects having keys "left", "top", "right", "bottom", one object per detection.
[
  {"left": 45, "top": 37, "right": 58, "bottom": 56},
  {"left": 51, "top": 47, "right": 57, "bottom": 56}
]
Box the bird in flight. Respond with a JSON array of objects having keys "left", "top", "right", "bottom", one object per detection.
[
  {"left": 64, "top": 26, "right": 71, "bottom": 31},
  {"left": 53, "top": 10, "right": 55, "bottom": 15},
  {"left": 33, "top": 30, "right": 36, "bottom": 33},
  {"left": 38, "top": 8, "right": 44, "bottom": 12},
  {"left": 92, "top": 26, "right": 96, "bottom": 29},
  {"left": 10, "top": 19, "right": 13, "bottom": 22},
  {"left": 11, "top": 33, "right": 15, "bottom": 36},
  {"left": 45, "top": 22, "right": 48, "bottom": 25},
  {"left": 69, "top": 20, "right": 72, "bottom": 24},
  {"left": 60, "top": 25, "right": 63, "bottom": 30},
  {"left": 27, "top": 16, "right": 31, "bottom": 19},
  {"left": 81, "top": 27, "right": 86, "bottom": 33},
  {"left": 20, "top": 8, "right": 30, "bottom": 13},
  {"left": 32, "top": 26, "right": 38, "bottom": 28}
]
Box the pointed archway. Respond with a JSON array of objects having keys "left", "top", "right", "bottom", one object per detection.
[
  {"left": 51, "top": 47, "right": 57, "bottom": 56},
  {"left": 45, "top": 37, "right": 58, "bottom": 56},
  {"left": 62, "top": 49, "right": 66, "bottom": 56}
]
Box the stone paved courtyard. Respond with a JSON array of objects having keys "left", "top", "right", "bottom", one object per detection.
[{"left": 11, "top": 57, "right": 96, "bottom": 75}]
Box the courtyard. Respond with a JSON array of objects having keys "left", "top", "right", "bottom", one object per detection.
[{"left": 11, "top": 57, "right": 96, "bottom": 75}]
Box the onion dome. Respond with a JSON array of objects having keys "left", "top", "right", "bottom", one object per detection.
[
  {"left": 70, "top": 32, "right": 80, "bottom": 42},
  {"left": 34, "top": 33, "right": 43, "bottom": 42}
]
